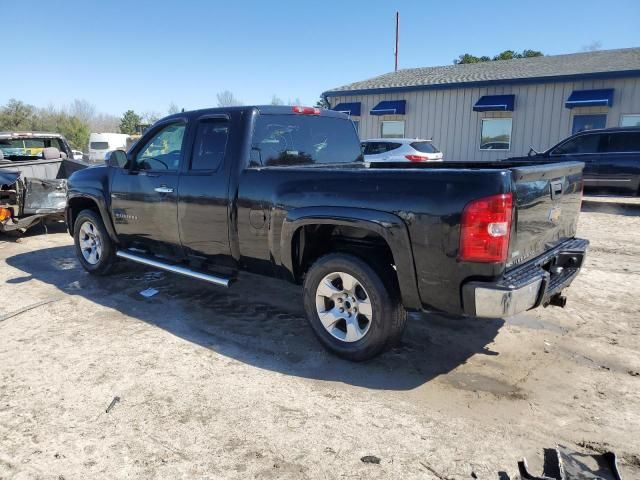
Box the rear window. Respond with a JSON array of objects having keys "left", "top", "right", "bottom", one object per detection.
[
  {"left": 410, "top": 141, "right": 439, "bottom": 153},
  {"left": 0, "top": 137, "right": 63, "bottom": 157},
  {"left": 251, "top": 114, "right": 362, "bottom": 166},
  {"left": 90, "top": 142, "right": 109, "bottom": 150}
]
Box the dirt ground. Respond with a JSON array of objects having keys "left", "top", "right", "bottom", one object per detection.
[{"left": 1, "top": 195, "right": 639, "bottom": 480}]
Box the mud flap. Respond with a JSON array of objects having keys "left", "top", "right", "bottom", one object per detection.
[{"left": 518, "top": 446, "right": 622, "bottom": 480}]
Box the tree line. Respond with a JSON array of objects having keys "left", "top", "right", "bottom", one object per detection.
[
  {"left": 454, "top": 49, "right": 543, "bottom": 64},
  {"left": 0, "top": 92, "right": 322, "bottom": 151}
]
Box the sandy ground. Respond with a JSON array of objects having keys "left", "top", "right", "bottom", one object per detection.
[{"left": 0, "top": 195, "right": 639, "bottom": 480}]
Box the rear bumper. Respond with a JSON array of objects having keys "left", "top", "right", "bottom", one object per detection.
[{"left": 461, "top": 238, "right": 589, "bottom": 318}]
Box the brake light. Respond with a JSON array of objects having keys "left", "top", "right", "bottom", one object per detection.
[
  {"left": 459, "top": 193, "right": 513, "bottom": 263},
  {"left": 405, "top": 154, "right": 427, "bottom": 162},
  {"left": 0, "top": 207, "right": 12, "bottom": 222},
  {"left": 292, "top": 106, "right": 321, "bottom": 115}
]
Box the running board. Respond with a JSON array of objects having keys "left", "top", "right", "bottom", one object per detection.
[{"left": 116, "top": 250, "right": 231, "bottom": 288}]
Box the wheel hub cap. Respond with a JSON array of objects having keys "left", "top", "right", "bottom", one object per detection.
[
  {"left": 315, "top": 271, "right": 373, "bottom": 343},
  {"left": 78, "top": 220, "right": 103, "bottom": 265}
]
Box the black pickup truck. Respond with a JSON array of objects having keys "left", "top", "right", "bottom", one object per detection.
[{"left": 66, "top": 106, "right": 588, "bottom": 361}]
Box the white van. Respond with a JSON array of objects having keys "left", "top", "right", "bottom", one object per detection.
[{"left": 88, "top": 133, "right": 129, "bottom": 162}]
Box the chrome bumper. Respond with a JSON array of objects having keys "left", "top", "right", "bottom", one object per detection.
[
  {"left": 472, "top": 277, "right": 543, "bottom": 317},
  {"left": 461, "top": 238, "right": 589, "bottom": 318}
]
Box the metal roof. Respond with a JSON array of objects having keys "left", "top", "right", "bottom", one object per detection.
[{"left": 325, "top": 48, "right": 640, "bottom": 96}]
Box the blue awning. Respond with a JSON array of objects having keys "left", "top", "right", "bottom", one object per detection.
[
  {"left": 565, "top": 89, "right": 614, "bottom": 109},
  {"left": 473, "top": 95, "right": 515, "bottom": 112},
  {"left": 370, "top": 100, "right": 406, "bottom": 115},
  {"left": 332, "top": 102, "right": 361, "bottom": 116}
]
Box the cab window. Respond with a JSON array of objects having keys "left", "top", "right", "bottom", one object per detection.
[
  {"left": 133, "top": 123, "right": 186, "bottom": 171},
  {"left": 190, "top": 120, "right": 229, "bottom": 171},
  {"left": 251, "top": 114, "right": 362, "bottom": 167}
]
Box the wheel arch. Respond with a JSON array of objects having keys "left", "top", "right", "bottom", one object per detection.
[
  {"left": 66, "top": 191, "right": 117, "bottom": 243},
  {"left": 280, "top": 206, "right": 421, "bottom": 310}
]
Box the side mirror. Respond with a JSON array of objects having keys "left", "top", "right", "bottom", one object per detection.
[
  {"left": 527, "top": 146, "right": 540, "bottom": 157},
  {"left": 105, "top": 150, "right": 128, "bottom": 168}
]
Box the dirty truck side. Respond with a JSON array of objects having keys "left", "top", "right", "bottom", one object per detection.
[{"left": 66, "top": 106, "right": 589, "bottom": 361}]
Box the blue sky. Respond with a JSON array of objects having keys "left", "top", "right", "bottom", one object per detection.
[{"left": 3, "top": 0, "right": 639, "bottom": 116}]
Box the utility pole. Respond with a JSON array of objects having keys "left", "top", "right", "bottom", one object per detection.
[{"left": 394, "top": 11, "right": 399, "bottom": 72}]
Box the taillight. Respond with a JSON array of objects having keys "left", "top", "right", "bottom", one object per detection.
[
  {"left": 405, "top": 154, "right": 427, "bottom": 162},
  {"left": 0, "top": 207, "right": 12, "bottom": 222},
  {"left": 292, "top": 106, "right": 321, "bottom": 115},
  {"left": 459, "top": 193, "right": 513, "bottom": 263}
]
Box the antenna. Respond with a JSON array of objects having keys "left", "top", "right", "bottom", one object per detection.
[{"left": 394, "top": 11, "right": 399, "bottom": 72}]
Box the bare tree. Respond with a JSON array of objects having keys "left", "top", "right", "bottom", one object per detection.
[
  {"left": 287, "top": 97, "right": 302, "bottom": 106},
  {"left": 141, "top": 111, "right": 162, "bottom": 124},
  {"left": 216, "top": 90, "right": 242, "bottom": 107},
  {"left": 69, "top": 99, "right": 96, "bottom": 124},
  {"left": 582, "top": 41, "right": 602, "bottom": 52},
  {"left": 270, "top": 95, "right": 284, "bottom": 106},
  {"left": 167, "top": 102, "right": 180, "bottom": 115}
]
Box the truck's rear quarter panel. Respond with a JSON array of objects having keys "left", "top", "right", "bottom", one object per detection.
[{"left": 237, "top": 166, "right": 512, "bottom": 313}]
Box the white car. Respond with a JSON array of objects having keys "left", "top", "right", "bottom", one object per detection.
[
  {"left": 72, "top": 150, "right": 84, "bottom": 160},
  {"left": 362, "top": 138, "right": 443, "bottom": 162}
]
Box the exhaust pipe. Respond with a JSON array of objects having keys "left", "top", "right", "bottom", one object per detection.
[{"left": 548, "top": 294, "right": 567, "bottom": 308}]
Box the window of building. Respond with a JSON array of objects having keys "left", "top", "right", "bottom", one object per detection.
[
  {"left": 572, "top": 114, "right": 606, "bottom": 134},
  {"left": 620, "top": 114, "right": 640, "bottom": 127},
  {"left": 480, "top": 118, "right": 512, "bottom": 150},
  {"left": 381, "top": 121, "right": 405, "bottom": 138},
  {"left": 190, "top": 120, "right": 229, "bottom": 170},
  {"left": 251, "top": 114, "right": 362, "bottom": 166}
]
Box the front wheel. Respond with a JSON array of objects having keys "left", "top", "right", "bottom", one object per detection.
[
  {"left": 303, "top": 253, "right": 407, "bottom": 361},
  {"left": 73, "top": 209, "right": 117, "bottom": 275}
]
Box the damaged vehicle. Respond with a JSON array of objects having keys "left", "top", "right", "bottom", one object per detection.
[{"left": 0, "top": 132, "right": 88, "bottom": 233}]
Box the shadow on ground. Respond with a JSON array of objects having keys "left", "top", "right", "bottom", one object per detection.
[{"left": 5, "top": 241, "right": 504, "bottom": 391}]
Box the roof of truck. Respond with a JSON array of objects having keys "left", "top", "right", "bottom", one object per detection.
[{"left": 162, "top": 105, "right": 348, "bottom": 120}]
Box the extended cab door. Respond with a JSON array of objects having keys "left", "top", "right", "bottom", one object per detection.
[
  {"left": 177, "top": 115, "right": 234, "bottom": 271},
  {"left": 110, "top": 120, "right": 187, "bottom": 253}
]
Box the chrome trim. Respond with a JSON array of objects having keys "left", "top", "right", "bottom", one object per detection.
[
  {"left": 116, "top": 250, "right": 230, "bottom": 287},
  {"left": 474, "top": 277, "right": 543, "bottom": 317}
]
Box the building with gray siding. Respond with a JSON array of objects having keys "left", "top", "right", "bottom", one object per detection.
[{"left": 324, "top": 48, "right": 640, "bottom": 160}]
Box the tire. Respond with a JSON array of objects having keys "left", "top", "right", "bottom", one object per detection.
[
  {"left": 303, "top": 253, "right": 407, "bottom": 361},
  {"left": 73, "top": 209, "right": 117, "bottom": 275}
]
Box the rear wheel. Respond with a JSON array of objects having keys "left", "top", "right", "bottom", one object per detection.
[
  {"left": 73, "top": 209, "right": 116, "bottom": 275},
  {"left": 303, "top": 253, "right": 407, "bottom": 361}
]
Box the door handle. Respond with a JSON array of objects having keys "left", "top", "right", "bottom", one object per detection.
[{"left": 154, "top": 186, "right": 174, "bottom": 193}]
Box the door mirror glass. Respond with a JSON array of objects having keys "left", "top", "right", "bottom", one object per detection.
[{"left": 105, "top": 150, "right": 128, "bottom": 168}]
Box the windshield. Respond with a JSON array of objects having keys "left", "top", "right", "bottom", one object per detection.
[
  {"left": 0, "top": 137, "right": 64, "bottom": 160},
  {"left": 251, "top": 114, "right": 362, "bottom": 166}
]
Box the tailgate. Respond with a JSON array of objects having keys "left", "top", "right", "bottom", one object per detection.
[{"left": 507, "top": 161, "right": 583, "bottom": 269}]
